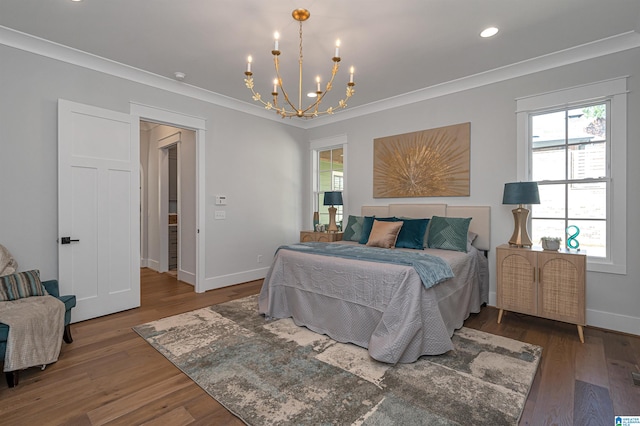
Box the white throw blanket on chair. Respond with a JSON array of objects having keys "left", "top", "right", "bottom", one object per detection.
[
  {"left": 0, "top": 244, "right": 18, "bottom": 276},
  {"left": 0, "top": 296, "right": 65, "bottom": 372}
]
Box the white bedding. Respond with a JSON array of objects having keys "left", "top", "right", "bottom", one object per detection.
[{"left": 258, "top": 242, "right": 489, "bottom": 364}]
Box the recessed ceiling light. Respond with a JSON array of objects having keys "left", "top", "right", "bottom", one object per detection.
[
  {"left": 71, "top": 0, "right": 83, "bottom": 2},
  {"left": 307, "top": 92, "right": 318, "bottom": 98},
  {"left": 174, "top": 72, "right": 186, "bottom": 81},
  {"left": 480, "top": 27, "right": 499, "bottom": 38}
]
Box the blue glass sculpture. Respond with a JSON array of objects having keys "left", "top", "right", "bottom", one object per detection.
[{"left": 566, "top": 225, "right": 580, "bottom": 250}]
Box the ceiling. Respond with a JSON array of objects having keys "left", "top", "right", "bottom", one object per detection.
[{"left": 1, "top": 0, "right": 639, "bottom": 116}]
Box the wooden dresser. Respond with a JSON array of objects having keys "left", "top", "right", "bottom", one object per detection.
[
  {"left": 496, "top": 244, "right": 586, "bottom": 342},
  {"left": 300, "top": 231, "right": 343, "bottom": 243}
]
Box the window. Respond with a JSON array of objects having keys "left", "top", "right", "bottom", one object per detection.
[
  {"left": 316, "top": 147, "right": 344, "bottom": 226},
  {"left": 516, "top": 78, "right": 627, "bottom": 274},
  {"left": 530, "top": 103, "right": 608, "bottom": 257},
  {"left": 311, "top": 136, "right": 347, "bottom": 229}
]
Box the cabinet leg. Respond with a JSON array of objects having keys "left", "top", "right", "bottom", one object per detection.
[
  {"left": 497, "top": 309, "right": 504, "bottom": 324},
  {"left": 577, "top": 325, "right": 584, "bottom": 343}
]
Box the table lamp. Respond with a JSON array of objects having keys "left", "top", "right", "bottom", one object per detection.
[
  {"left": 323, "top": 191, "right": 343, "bottom": 233},
  {"left": 502, "top": 182, "right": 540, "bottom": 247}
]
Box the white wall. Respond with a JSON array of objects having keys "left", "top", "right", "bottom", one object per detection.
[
  {"left": 0, "top": 44, "right": 305, "bottom": 294},
  {"left": 202, "top": 106, "right": 306, "bottom": 289},
  {"left": 305, "top": 48, "right": 640, "bottom": 335}
]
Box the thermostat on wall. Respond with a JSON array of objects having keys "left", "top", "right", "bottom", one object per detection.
[{"left": 215, "top": 195, "right": 227, "bottom": 205}]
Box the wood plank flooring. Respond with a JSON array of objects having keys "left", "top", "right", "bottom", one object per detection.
[
  {"left": 1, "top": 268, "right": 638, "bottom": 425},
  {"left": 464, "top": 308, "right": 640, "bottom": 425}
]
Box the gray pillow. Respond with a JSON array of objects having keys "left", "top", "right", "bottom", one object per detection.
[
  {"left": 342, "top": 215, "right": 365, "bottom": 242},
  {"left": 427, "top": 216, "right": 472, "bottom": 252},
  {"left": 0, "top": 269, "right": 48, "bottom": 301}
]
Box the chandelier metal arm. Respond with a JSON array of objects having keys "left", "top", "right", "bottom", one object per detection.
[
  {"left": 243, "top": 74, "right": 272, "bottom": 110},
  {"left": 272, "top": 54, "right": 299, "bottom": 115},
  {"left": 298, "top": 62, "right": 336, "bottom": 115}
]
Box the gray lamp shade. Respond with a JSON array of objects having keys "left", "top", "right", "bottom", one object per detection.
[
  {"left": 502, "top": 182, "right": 540, "bottom": 205},
  {"left": 323, "top": 191, "right": 343, "bottom": 206}
]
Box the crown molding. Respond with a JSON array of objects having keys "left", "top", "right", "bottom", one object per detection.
[
  {"left": 0, "top": 25, "right": 308, "bottom": 129},
  {"left": 2, "top": 25, "right": 638, "bottom": 131},
  {"left": 304, "top": 31, "right": 640, "bottom": 129}
]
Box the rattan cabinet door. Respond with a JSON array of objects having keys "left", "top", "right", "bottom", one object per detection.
[
  {"left": 537, "top": 251, "right": 586, "bottom": 325},
  {"left": 497, "top": 247, "right": 537, "bottom": 316}
]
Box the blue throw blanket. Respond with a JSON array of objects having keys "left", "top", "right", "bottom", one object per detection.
[{"left": 278, "top": 242, "right": 454, "bottom": 289}]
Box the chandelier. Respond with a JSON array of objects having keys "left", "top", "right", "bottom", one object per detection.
[{"left": 244, "top": 8, "right": 355, "bottom": 119}]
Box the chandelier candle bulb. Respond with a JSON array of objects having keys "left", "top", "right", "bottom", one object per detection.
[
  {"left": 273, "top": 79, "right": 278, "bottom": 94},
  {"left": 316, "top": 76, "right": 321, "bottom": 92},
  {"left": 335, "top": 40, "right": 340, "bottom": 58},
  {"left": 246, "top": 56, "right": 252, "bottom": 73},
  {"left": 349, "top": 67, "right": 354, "bottom": 83},
  {"left": 274, "top": 32, "right": 279, "bottom": 51}
]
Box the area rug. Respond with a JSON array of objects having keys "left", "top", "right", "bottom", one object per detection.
[{"left": 133, "top": 295, "right": 541, "bottom": 425}]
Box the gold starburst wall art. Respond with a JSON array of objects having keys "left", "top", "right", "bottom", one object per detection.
[{"left": 373, "top": 123, "right": 470, "bottom": 198}]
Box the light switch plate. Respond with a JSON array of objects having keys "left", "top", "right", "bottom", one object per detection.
[{"left": 214, "top": 210, "right": 226, "bottom": 220}]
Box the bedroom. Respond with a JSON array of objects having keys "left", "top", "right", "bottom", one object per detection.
[{"left": 0, "top": 0, "right": 639, "bottom": 423}]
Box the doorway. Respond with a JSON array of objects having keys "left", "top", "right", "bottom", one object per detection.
[
  {"left": 139, "top": 121, "right": 197, "bottom": 286},
  {"left": 131, "top": 102, "right": 206, "bottom": 293}
]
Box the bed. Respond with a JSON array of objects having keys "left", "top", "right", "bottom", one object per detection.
[{"left": 258, "top": 204, "right": 490, "bottom": 364}]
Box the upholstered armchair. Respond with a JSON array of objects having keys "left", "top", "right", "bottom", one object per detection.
[{"left": 0, "top": 279, "right": 76, "bottom": 387}]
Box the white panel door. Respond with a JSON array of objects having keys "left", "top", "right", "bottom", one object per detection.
[{"left": 58, "top": 99, "right": 140, "bottom": 322}]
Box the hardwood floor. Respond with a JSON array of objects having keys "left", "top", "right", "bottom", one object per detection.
[
  {"left": 1, "top": 268, "right": 638, "bottom": 425},
  {"left": 465, "top": 309, "right": 640, "bottom": 425}
]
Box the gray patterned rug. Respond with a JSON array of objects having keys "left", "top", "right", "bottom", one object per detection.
[{"left": 133, "top": 295, "right": 541, "bottom": 425}]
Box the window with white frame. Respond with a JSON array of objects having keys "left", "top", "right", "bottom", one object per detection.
[
  {"left": 311, "top": 136, "right": 347, "bottom": 229},
  {"left": 516, "top": 78, "right": 627, "bottom": 274}
]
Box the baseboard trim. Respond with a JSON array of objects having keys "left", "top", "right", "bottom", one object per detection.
[
  {"left": 487, "top": 291, "right": 639, "bottom": 337},
  {"left": 199, "top": 267, "right": 269, "bottom": 293},
  {"left": 147, "top": 259, "right": 160, "bottom": 271},
  {"left": 586, "top": 308, "right": 640, "bottom": 337},
  {"left": 178, "top": 269, "right": 195, "bottom": 286}
]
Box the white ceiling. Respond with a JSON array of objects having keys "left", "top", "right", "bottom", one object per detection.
[{"left": 1, "top": 0, "right": 640, "bottom": 115}]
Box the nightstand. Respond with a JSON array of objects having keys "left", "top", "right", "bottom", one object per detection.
[
  {"left": 496, "top": 244, "right": 586, "bottom": 342},
  {"left": 300, "top": 231, "right": 343, "bottom": 243}
]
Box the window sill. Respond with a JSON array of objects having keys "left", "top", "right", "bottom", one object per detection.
[{"left": 587, "top": 259, "right": 626, "bottom": 275}]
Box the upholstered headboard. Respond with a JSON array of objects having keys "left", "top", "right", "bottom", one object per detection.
[{"left": 361, "top": 204, "right": 491, "bottom": 251}]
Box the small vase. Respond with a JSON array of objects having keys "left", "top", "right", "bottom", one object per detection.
[{"left": 541, "top": 239, "right": 560, "bottom": 251}]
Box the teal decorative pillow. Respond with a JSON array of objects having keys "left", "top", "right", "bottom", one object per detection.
[
  {"left": 342, "top": 215, "right": 365, "bottom": 242},
  {"left": 396, "top": 218, "right": 429, "bottom": 250},
  {"left": 427, "top": 216, "right": 472, "bottom": 252},
  {"left": 0, "top": 269, "right": 48, "bottom": 301},
  {"left": 359, "top": 217, "right": 397, "bottom": 244}
]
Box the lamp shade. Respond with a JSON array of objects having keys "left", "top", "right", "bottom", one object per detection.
[
  {"left": 502, "top": 182, "right": 540, "bottom": 205},
  {"left": 323, "top": 191, "right": 343, "bottom": 206}
]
